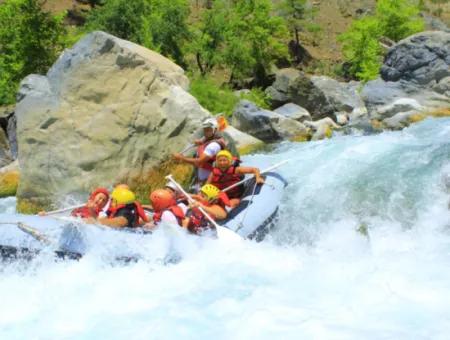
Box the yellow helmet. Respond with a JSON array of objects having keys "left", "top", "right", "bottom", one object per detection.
[
  {"left": 216, "top": 150, "right": 232, "bottom": 161},
  {"left": 111, "top": 187, "right": 136, "bottom": 205},
  {"left": 200, "top": 184, "right": 220, "bottom": 201}
]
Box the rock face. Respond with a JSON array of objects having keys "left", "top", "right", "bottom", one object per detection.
[
  {"left": 381, "top": 31, "right": 450, "bottom": 85},
  {"left": 222, "top": 125, "right": 265, "bottom": 155},
  {"left": 363, "top": 31, "right": 450, "bottom": 125},
  {"left": 266, "top": 68, "right": 365, "bottom": 120},
  {"left": 15, "top": 31, "right": 209, "bottom": 211},
  {"left": 0, "top": 105, "right": 15, "bottom": 166},
  {"left": 232, "top": 100, "right": 309, "bottom": 142},
  {"left": 274, "top": 103, "right": 311, "bottom": 122}
]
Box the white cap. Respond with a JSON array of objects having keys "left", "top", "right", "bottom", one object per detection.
[{"left": 202, "top": 118, "right": 218, "bottom": 129}]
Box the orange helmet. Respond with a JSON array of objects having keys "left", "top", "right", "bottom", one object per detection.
[{"left": 150, "top": 189, "right": 176, "bottom": 212}]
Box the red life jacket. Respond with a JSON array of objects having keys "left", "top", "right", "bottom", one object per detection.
[
  {"left": 211, "top": 164, "right": 244, "bottom": 198},
  {"left": 187, "top": 207, "right": 211, "bottom": 234},
  {"left": 196, "top": 136, "right": 226, "bottom": 171},
  {"left": 186, "top": 197, "right": 230, "bottom": 235},
  {"left": 106, "top": 201, "right": 149, "bottom": 227},
  {"left": 152, "top": 205, "right": 185, "bottom": 226},
  {"left": 71, "top": 205, "right": 99, "bottom": 219}
]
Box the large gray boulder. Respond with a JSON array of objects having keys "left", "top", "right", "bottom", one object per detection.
[
  {"left": 15, "top": 31, "right": 209, "bottom": 211},
  {"left": 265, "top": 68, "right": 303, "bottom": 107},
  {"left": 232, "top": 100, "right": 309, "bottom": 142},
  {"left": 266, "top": 68, "right": 366, "bottom": 120},
  {"left": 381, "top": 31, "right": 450, "bottom": 85}
]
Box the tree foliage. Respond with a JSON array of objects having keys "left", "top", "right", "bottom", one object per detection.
[
  {"left": 376, "top": 0, "right": 424, "bottom": 42},
  {"left": 277, "top": 0, "right": 307, "bottom": 45},
  {"left": 189, "top": 0, "right": 289, "bottom": 85},
  {"left": 0, "top": 0, "right": 67, "bottom": 105},
  {"left": 339, "top": 17, "right": 383, "bottom": 82},
  {"left": 339, "top": 0, "right": 424, "bottom": 82},
  {"left": 86, "top": 0, "right": 190, "bottom": 66}
]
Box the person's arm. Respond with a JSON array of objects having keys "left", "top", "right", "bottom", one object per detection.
[
  {"left": 236, "top": 166, "right": 265, "bottom": 184},
  {"left": 206, "top": 172, "right": 214, "bottom": 184},
  {"left": 96, "top": 216, "right": 129, "bottom": 228},
  {"left": 192, "top": 201, "right": 227, "bottom": 220},
  {"left": 173, "top": 152, "right": 211, "bottom": 167}
]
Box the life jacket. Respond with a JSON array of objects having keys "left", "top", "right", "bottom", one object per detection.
[
  {"left": 71, "top": 205, "right": 99, "bottom": 219},
  {"left": 186, "top": 207, "right": 211, "bottom": 235},
  {"left": 106, "top": 201, "right": 149, "bottom": 228},
  {"left": 152, "top": 205, "right": 185, "bottom": 226},
  {"left": 185, "top": 195, "right": 232, "bottom": 235},
  {"left": 211, "top": 162, "right": 244, "bottom": 198},
  {"left": 196, "top": 135, "right": 226, "bottom": 171}
]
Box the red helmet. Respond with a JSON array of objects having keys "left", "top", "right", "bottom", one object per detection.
[{"left": 150, "top": 189, "right": 176, "bottom": 212}]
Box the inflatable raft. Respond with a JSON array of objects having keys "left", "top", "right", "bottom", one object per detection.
[{"left": 0, "top": 161, "right": 287, "bottom": 262}]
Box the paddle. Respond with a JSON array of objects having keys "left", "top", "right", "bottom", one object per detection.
[
  {"left": 43, "top": 204, "right": 84, "bottom": 216},
  {"left": 221, "top": 159, "right": 290, "bottom": 193},
  {"left": 0, "top": 221, "right": 52, "bottom": 245},
  {"left": 180, "top": 144, "right": 195, "bottom": 154}
]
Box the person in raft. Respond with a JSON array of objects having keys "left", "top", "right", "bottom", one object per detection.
[
  {"left": 38, "top": 187, "right": 110, "bottom": 219},
  {"left": 92, "top": 186, "right": 149, "bottom": 228},
  {"left": 172, "top": 118, "right": 226, "bottom": 186},
  {"left": 206, "top": 150, "right": 264, "bottom": 208},
  {"left": 142, "top": 181, "right": 185, "bottom": 211},
  {"left": 184, "top": 184, "right": 230, "bottom": 235},
  {"left": 145, "top": 188, "right": 189, "bottom": 229}
]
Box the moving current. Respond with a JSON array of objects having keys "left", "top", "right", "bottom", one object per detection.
[{"left": 1, "top": 118, "right": 450, "bottom": 339}]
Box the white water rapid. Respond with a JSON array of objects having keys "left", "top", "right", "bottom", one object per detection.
[{"left": 1, "top": 117, "right": 450, "bottom": 339}]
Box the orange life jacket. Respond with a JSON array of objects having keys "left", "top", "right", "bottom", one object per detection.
[
  {"left": 106, "top": 201, "right": 149, "bottom": 227},
  {"left": 152, "top": 205, "right": 185, "bottom": 226},
  {"left": 196, "top": 136, "right": 226, "bottom": 171},
  {"left": 211, "top": 163, "right": 244, "bottom": 198}
]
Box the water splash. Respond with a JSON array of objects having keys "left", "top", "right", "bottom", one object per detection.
[{"left": 1, "top": 117, "right": 450, "bottom": 339}]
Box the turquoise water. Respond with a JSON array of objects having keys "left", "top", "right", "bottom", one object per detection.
[{"left": 1, "top": 118, "right": 449, "bottom": 339}]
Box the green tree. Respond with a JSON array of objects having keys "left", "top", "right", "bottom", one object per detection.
[
  {"left": 86, "top": 0, "right": 190, "bottom": 66},
  {"left": 277, "top": 0, "right": 307, "bottom": 46},
  {"left": 222, "top": 0, "right": 289, "bottom": 85},
  {"left": 339, "top": 17, "right": 383, "bottom": 81},
  {"left": 187, "top": 0, "right": 288, "bottom": 85},
  {"left": 376, "top": 0, "right": 424, "bottom": 41},
  {"left": 0, "top": 0, "right": 66, "bottom": 105},
  {"left": 188, "top": 1, "right": 228, "bottom": 75}
]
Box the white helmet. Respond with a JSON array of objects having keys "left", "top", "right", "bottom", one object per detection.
[
  {"left": 165, "top": 181, "right": 180, "bottom": 193},
  {"left": 202, "top": 118, "right": 218, "bottom": 129}
]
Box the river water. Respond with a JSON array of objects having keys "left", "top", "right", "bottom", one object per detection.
[{"left": 1, "top": 118, "right": 449, "bottom": 339}]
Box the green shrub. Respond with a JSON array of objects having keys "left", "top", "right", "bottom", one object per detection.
[
  {"left": 189, "top": 76, "right": 238, "bottom": 117},
  {"left": 0, "top": 0, "right": 67, "bottom": 105},
  {"left": 240, "top": 88, "right": 271, "bottom": 110}
]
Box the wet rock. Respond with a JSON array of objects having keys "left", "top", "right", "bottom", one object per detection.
[{"left": 305, "top": 117, "right": 341, "bottom": 140}]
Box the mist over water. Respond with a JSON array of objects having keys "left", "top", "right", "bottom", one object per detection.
[{"left": 1, "top": 118, "right": 450, "bottom": 339}]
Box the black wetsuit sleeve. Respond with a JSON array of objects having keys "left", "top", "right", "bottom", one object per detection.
[{"left": 114, "top": 206, "right": 136, "bottom": 228}]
